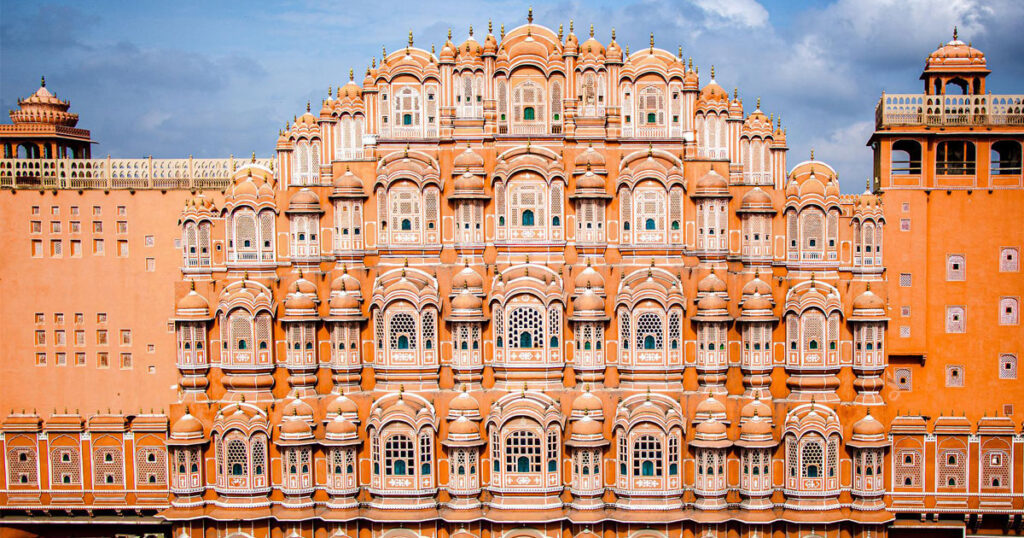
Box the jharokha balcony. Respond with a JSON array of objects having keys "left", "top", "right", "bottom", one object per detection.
[
  {"left": 0, "top": 156, "right": 273, "bottom": 190},
  {"left": 875, "top": 93, "right": 1024, "bottom": 128}
]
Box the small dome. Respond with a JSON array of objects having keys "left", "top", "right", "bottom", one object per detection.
[
  {"left": 339, "top": 80, "right": 361, "bottom": 100},
  {"left": 171, "top": 413, "right": 203, "bottom": 436},
  {"left": 572, "top": 388, "right": 603, "bottom": 415},
  {"left": 741, "top": 414, "right": 773, "bottom": 437},
  {"left": 284, "top": 293, "right": 317, "bottom": 311},
  {"left": 333, "top": 167, "right": 363, "bottom": 190},
  {"left": 573, "top": 287, "right": 605, "bottom": 312},
  {"left": 801, "top": 175, "right": 826, "bottom": 197},
  {"left": 740, "top": 187, "right": 773, "bottom": 211},
  {"left": 453, "top": 145, "right": 485, "bottom": 168},
  {"left": 449, "top": 389, "right": 481, "bottom": 413},
  {"left": 573, "top": 415, "right": 603, "bottom": 436},
  {"left": 574, "top": 263, "right": 605, "bottom": 290},
  {"left": 326, "top": 395, "right": 358, "bottom": 416},
  {"left": 699, "top": 79, "right": 729, "bottom": 102},
  {"left": 853, "top": 412, "right": 886, "bottom": 437},
  {"left": 696, "top": 417, "right": 727, "bottom": 436},
  {"left": 451, "top": 288, "right": 483, "bottom": 310},
  {"left": 281, "top": 419, "right": 312, "bottom": 436},
  {"left": 695, "top": 169, "right": 729, "bottom": 195},
  {"left": 326, "top": 415, "right": 357, "bottom": 436},
  {"left": 695, "top": 395, "right": 727, "bottom": 417},
  {"left": 825, "top": 179, "right": 840, "bottom": 197},
  {"left": 449, "top": 416, "right": 479, "bottom": 436},
  {"left": 329, "top": 291, "right": 360, "bottom": 310},
  {"left": 740, "top": 398, "right": 772, "bottom": 420},
  {"left": 697, "top": 272, "right": 728, "bottom": 294},
  {"left": 742, "top": 275, "right": 771, "bottom": 297},
  {"left": 452, "top": 264, "right": 483, "bottom": 290},
  {"left": 176, "top": 290, "right": 209, "bottom": 313},
  {"left": 453, "top": 172, "right": 484, "bottom": 192},
  {"left": 741, "top": 293, "right": 773, "bottom": 312},
  {"left": 282, "top": 398, "right": 315, "bottom": 419},
  {"left": 331, "top": 269, "right": 361, "bottom": 293},
  {"left": 853, "top": 289, "right": 885, "bottom": 311},
  {"left": 289, "top": 276, "right": 317, "bottom": 296},
  {"left": 697, "top": 293, "right": 728, "bottom": 312}
]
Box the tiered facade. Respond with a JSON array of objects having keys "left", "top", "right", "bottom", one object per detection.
[{"left": 0, "top": 20, "right": 1021, "bottom": 538}]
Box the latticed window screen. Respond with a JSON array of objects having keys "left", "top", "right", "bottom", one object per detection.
[
  {"left": 982, "top": 449, "right": 1010, "bottom": 488},
  {"left": 394, "top": 87, "right": 421, "bottom": 127},
  {"left": 510, "top": 184, "right": 544, "bottom": 227},
  {"left": 390, "top": 189, "right": 421, "bottom": 232},
  {"left": 550, "top": 183, "right": 563, "bottom": 224},
  {"left": 947, "top": 254, "right": 966, "bottom": 281},
  {"left": 493, "top": 308, "right": 504, "bottom": 347},
  {"left": 620, "top": 311, "right": 631, "bottom": 350},
  {"left": 999, "top": 354, "right": 1018, "bottom": 379},
  {"left": 495, "top": 184, "right": 505, "bottom": 223},
  {"left": 7, "top": 448, "right": 38, "bottom": 485},
  {"left": 375, "top": 311, "right": 385, "bottom": 348},
  {"left": 259, "top": 211, "right": 274, "bottom": 251},
  {"left": 946, "top": 364, "right": 965, "bottom": 387},
  {"left": 632, "top": 434, "right": 663, "bottom": 477},
  {"left": 638, "top": 86, "right": 665, "bottom": 125},
  {"left": 801, "top": 441, "right": 823, "bottom": 478},
  {"left": 895, "top": 449, "right": 922, "bottom": 486},
  {"left": 635, "top": 190, "right": 665, "bottom": 231},
  {"left": 229, "top": 311, "right": 252, "bottom": 353},
  {"left": 635, "top": 312, "right": 664, "bottom": 350},
  {"left": 547, "top": 430, "right": 559, "bottom": 471},
  {"left": 669, "top": 189, "right": 681, "bottom": 227},
  {"left": 509, "top": 306, "right": 543, "bottom": 349},
  {"left": 376, "top": 188, "right": 387, "bottom": 228},
  {"left": 497, "top": 79, "right": 507, "bottom": 120},
  {"left": 828, "top": 315, "right": 839, "bottom": 349},
  {"left": 198, "top": 223, "right": 211, "bottom": 261},
  {"left": 802, "top": 313, "right": 824, "bottom": 352},
  {"left": 894, "top": 368, "right": 912, "bottom": 390},
  {"left": 425, "top": 188, "right": 438, "bottom": 229},
  {"left": 422, "top": 310, "right": 435, "bottom": 349},
  {"left": 51, "top": 447, "right": 81, "bottom": 485},
  {"left": 226, "top": 438, "right": 247, "bottom": 477},
  {"left": 1001, "top": 248, "right": 1019, "bottom": 272},
  {"left": 135, "top": 447, "right": 166, "bottom": 485},
  {"left": 945, "top": 306, "right": 965, "bottom": 333},
  {"left": 827, "top": 438, "right": 838, "bottom": 477},
  {"left": 802, "top": 211, "right": 823, "bottom": 249},
  {"left": 419, "top": 433, "right": 432, "bottom": 474},
  {"left": 93, "top": 447, "right": 124, "bottom": 485},
  {"left": 786, "top": 316, "right": 798, "bottom": 350},
  {"left": 251, "top": 436, "right": 267, "bottom": 478},
  {"left": 385, "top": 434, "right": 414, "bottom": 476},
  {"left": 550, "top": 79, "right": 563, "bottom": 120},
  {"left": 505, "top": 430, "right": 541, "bottom": 472},
  {"left": 256, "top": 313, "right": 272, "bottom": 351},
  {"left": 668, "top": 312, "right": 681, "bottom": 348},
  {"left": 234, "top": 211, "right": 256, "bottom": 250},
  {"left": 512, "top": 81, "right": 544, "bottom": 122},
  {"left": 389, "top": 312, "right": 417, "bottom": 350},
  {"left": 939, "top": 449, "right": 966, "bottom": 487},
  {"left": 668, "top": 435, "right": 679, "bottom": 474},
  {"left": 999, "top": 297, "right": 1019, "bottom": 325},
  {"left": 547, "top": 307, "right": 561, "bottom": 348}
]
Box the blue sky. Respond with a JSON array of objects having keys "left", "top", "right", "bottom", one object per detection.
[{"left": 3, "top": 0, "right": 1023, "bottom": 192}]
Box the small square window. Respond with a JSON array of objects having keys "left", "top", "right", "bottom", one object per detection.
[
  {"left": 120, "top": 353, "right": 133, "bottom": 369},
  {"left": 35, "top": 330, "right": 46, "bottom": 346},
  {"left": 74, "top": 330, "right": 85, "bottom": 346},
  {"left": 93, "top": 221, "right": 103, "bottom": 233},
  {"left": 96, "top": 330, "right": 108, "bottom": 346},
  {"left": 31, "top": 240, "right": 42, "bottom": 257},
  {"left": 117, "top": 206, "right": 126, "bottom": 216},
  {"left": 120, "top": 329, "right": 132, "bottom": 346},
  {"left": 74, "top": 313, "right": 84, "bottom": 325},
  {"left": 75, "top": 352, "right": 86, "bottom": 366},
  {"left": 34, "top": 313, "right": 44, "bottom": 324},
  {"left": 30, "top": 221, "right": 41, "bottom": 234},
  {"left": 54, "top": 313, "right": 64, "bottom": 324},
  {"left": 117, "top": 221, "right": 128, "bottom": 234},
  {"left": 31, "top": 206, "right": 40, "bottom": 215},
  {"left": 92, "top": 206, "right": 101, "bottom": 216},
  {"left": 146, "top": 258, "right": 156, "bottom": 272},
  {"left": 899, "top": 326, "right": 911, "bottom": 338},
  {"left": 93, "top": 239, "right": 104, "bottom": 255},
  {"left": 117, "top": 240, "right": 128, "bottom": 257},
  {"left": 899, "top": 273, "right": 912, "bottom": 287},
  {"left": 1001, "top": 247, "right": 1019, "bottom": 272},
  {"left": 900, "top": 218, "right": 910, "bottom": 231},
  {"left": 55, "top": 352, "right": 66, "bottom": 366},
  {"left": 54, "top": 330, "right": 66, "bottom": 346},
  {"left": 147, "top": 344, "right": 155, "bottom": 353},
  {"left": 97, "top": 313, "right": 107, "bottom": 324},
  {"left": 70, "top": 206, "right": 79, "bottom": 216},
  {"left": 902, "top": 202, "right": 910, "bottom": 212},
  {"left": 70, "top": 221, "right": 80, "bottom": 234},
  {"left": 144, "top": 235, "right": 154, "bottom": 247},
  {"left": 50, "top": 240, "right": 63, "bottom": 257},
  {"left": 901, "top": 306, "right": 911, "bottom": 317},
  {"left": 894, "top": 368, "right": 912, "bottom": 390},
  {"left": 97, "top": 352, "right": 109, "bottom": 368},
  {"left": 36, "top": 353, "right": 46, "bottom": 366},
  {"left": 51, "top": 206, "right": 59, "bottom": 216}
]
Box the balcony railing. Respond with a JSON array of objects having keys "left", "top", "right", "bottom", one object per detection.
[
  {"left": 876, "top": 93, "right": 1024, "bottom": 127},
  {"left": 0, "top": 156, "right": 272, "bottom": 190}
]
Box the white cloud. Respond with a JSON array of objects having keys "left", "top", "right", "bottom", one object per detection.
[
  {"left": 805, "top": 120, "right": 876, "bottom": 192},
  {"left": 691, "top": 0, "right": 769, "bottom": 28}
]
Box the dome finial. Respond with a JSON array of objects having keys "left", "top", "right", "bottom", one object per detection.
[
  {"left": 349, "top": 68, "right": 354, "bottom": 81},
  {"left": 810, "top": 148, "right": 815, "bottom": 160},
  {"left": 408, "top": 30, "right": 414, "bottom": 47},
  {"left": 527, "top": 6, "right": 533, "bottom": 24},
  {"left": 756, "top": 96, "right": 761, "bottom": 109},
  {"left": 558, "top": 23, "right": 563, "bottom": 40},
  {"left": 711, "top": 65, "right": 715, "bottom": 79},
  {"left": 447, "top": 28, "right": 452, "bottom": 40},
  {"left": 501, "top": 23, "right": 505, "bottom": 38},
  {"left": 40, "top": 75, "right": 46, "bottom": 87},
  {"left": 569, "top": 19, "right": 574, "bottom": 33},
  {"left": 488, "top": 19, "right": 493, "bottom": 34},
  {"left": 589, "top": 23, "right": 594, "bottom": 38},
  {"left": 612, "top": 28, "right": 616, "bottom": 41},
  {"left": 953, "top": 25, "right": 958, "bottom": 41},
  {"left": 678, "top": 45, "right": 682, "bottom": 58},
  {"left": 468, "top": 24, "right": 473, "bottom": 37},
  {"left": 649, "top": 32, "right": 655, "bottom": 51},
  {"left": 306, "top": 101, "right": 311, "bottom": 113}
]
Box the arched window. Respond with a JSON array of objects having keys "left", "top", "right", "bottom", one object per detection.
[
  {"left": 504, "top": 430, "right": 541, "bottom": 473},
  {"left": 522, "top": 209, "right": 535, "bottom": 226},
  {"left": 801, "top": 440, "right": 823, "bottom": 478},
  {"left": 991, "top": 140, "right": 1022, "bottom": 175},
  {"left": 389, "top": 312, "right": 416, "bottom": 351},
  {"left": 634, "top": 312, "right": 663, "bottom": 350},
  {"left": 645, "top": 218, "right": 656, "bottom": 230},
  {"left": 937, "top": 140, "right": 976, "bottom": 175},
  {"left": 892, "top": 140, "right": 922, "bottom": 175},
  {"left": 633, "top": 434, "right": 663, "bottom": 477},
  {"left": 509, "top": 306, "right": 543, "bottom": 350},
  {"left": 512, "top": 81, "right": 544, "bottom": 125},
  {"left": 384, "top": 434, "right": 414, "bottom": 476},
  {"left": 523, "top": 107, "right": 535, "bottom": 121}
]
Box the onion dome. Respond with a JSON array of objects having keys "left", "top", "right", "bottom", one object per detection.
[
  {"left": 698, "top": 67, "right": 729, "bottom": 107},
  {"left": 692, "top": 417, "right": 731, "bottom": 448},
  {"left": 925, "top": 29, "right": 988, "bottom": 72},
  {"left": 457, "top": 28, "right": 483, "bottom": 61},
  {"left": 283, "top": 276, "right": 320, "bottom": 319},
  {"left": 573, "top": 413, "right": 603, "bottom": 436},
  {"left": 738, "top": 187, "right": 775, "bottom": 213},
  {"left": 444, "top": 415, "right": 484, "bottom": 448},
  {"left": 453, "top": 172, "right": 485, "bottom": 196},
  {"left": 574, "top": 260, "right": 606, "bottom": 292},
  {"left": 451, "top": 262, "right": 484, "bottom": 293},
  {"left": 453, "top": 144, "right": 485, "bottom": 169},
  {"left": 331, "top": 266, "right": 362, "bottom": 293},
  {"left": 736, "top": 410, "right": 776, "bottom": 448},
  {"left": 483, "top": 25, "right": 498, "bottom": 56},
  {"left": 851, "top": 285, "right": 888, "bottom": 321},
  {"left": 740, "top": 292, "right": 774, "bottom": 320},
  {"left": 176, "top": 289, "right": 211, "bottom": 320},
  {"left": 281, "top": 398, "right": 315, "bottom": 420},
  {"left": 825, "top": 178, "right": 840, "bottom": 199},
  {"left": 169, "top": 413, "right": 205, "bottom": 444},
  {"left": 279, "top": 417, "right": 314, "bottom": 444},
  {"left": 741, "top": 273, "right": 772, "bottom": 298},
  {"left": 848, "top": 410, "right": 890, "bottom": 449},
  {"left": 439, "top": 31, "right": 456, "bottom": 63},
  {"left": 575, "top": 167, "right": 606, "bottom": 190},
  {"left": 323, "top": 414, "right": 360, "bottom": 446},
  {"left": 697, "top": 271, "right": 728, "bottom": 296},
  {"left": 740, "top": 397, "right": 773, "bottom": 424},
  {"left": 693, "top": 395, "right": 728, "bottom": 424},
  {"left": 450, "top": 286, "right": 484, "bottom": 312},
  {"left": 694, "top": 169, "right": 731, "bottom": 197},
  {"left": 331, "top": 166, "right": 366, "bottom": 198},
  {"left": 567, "top": 409, "right": 607, "bottom": 448},
  {"left": 448, "top": 387, "right": 482, "bottom": 419},
  {"left": 695, "top": 293, "right": 730, "bottom": 319},
  {"left": 570, "top": 283, "right": 608, "bottom": 322},
  {"left": 606, "top": 30, "right": 623, "bottom": 62},
  {"left": 579, "top": 25, "right": 605, "bottom": 60},
  {"left": 325, "top": 394, "right": 359, "bottom": 420},
  {"left": 684, "top": 62, "right": 700, "bottom": 90},
  {"left": 338, "top": 73, "right": 362, "bottom": 101},
  {"left": 570, "top": 386, "right": 604, "bottom": 420},
  {"left": 10, "top": 77, "right": 79, "bottom": 127},
  {"left": 574, "top": 143, "right": 607, "bottom": 171},
  {"left": 329, "top": 289, "right": 359, "bottom": 312},
  {"left": 785, "top": 176, "right": 800, "bottom": 198}
]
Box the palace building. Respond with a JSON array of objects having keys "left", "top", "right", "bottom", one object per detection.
[{"left": 0, "top": 18, "right": 1021, "bottom": 538}]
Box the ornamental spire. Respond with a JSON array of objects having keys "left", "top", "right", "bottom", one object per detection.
[
  {"left": 527, "top": 6, "right": 533, "bottom": 23},
  {"left": 40, "top": 75, "right": 46, "bottom": 87},
  {"left": 953, "top": 25, "right": 958, "bottom": 41},
  {"left": 649, "top": 32, "right": 655, "bottom": 51},
  {"left": 408, "top": 30, "right": 413, "bottom": 47},
  {"left": 349, "top": 68, "right": 354, "bottom": 81},
  {"left": 589, "top": 23, "right": 594, "bottom": 38}
]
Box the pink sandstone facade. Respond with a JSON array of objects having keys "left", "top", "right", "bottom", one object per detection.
[{"left": 0, "top": 19, "right": 1021, "bottom": 538}]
